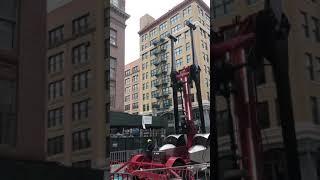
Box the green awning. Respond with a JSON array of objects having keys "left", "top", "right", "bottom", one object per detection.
[{"left": 109, "top": 111, "right": 168, "bottom": 128}]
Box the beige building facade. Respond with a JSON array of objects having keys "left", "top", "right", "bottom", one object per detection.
[
  {"left": 136, "top": 0, "right": 210, "bottom": 131},
  {"left": 124, "top": 59, "right": 143, "bottom": 114},
  {"left": 212, "top": 0, "right": 320, "bottom": 179},
  {"left": 46, "top": 0, "right": 128, "bottom": 169}
]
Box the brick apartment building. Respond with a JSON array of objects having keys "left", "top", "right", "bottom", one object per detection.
[
  {"left": 130, "top": 0, "right": 211, "bottom": 132},
  {"left": 0, "top": 0, "right": 46, "bottom": 160}
]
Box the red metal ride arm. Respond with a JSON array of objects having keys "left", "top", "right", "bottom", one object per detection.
[
  {"left": 212, "top": 15, "right": 263, "bottom": 180},
  {"left": 175, "top": 66, "right": 197, "bottom": 148}
]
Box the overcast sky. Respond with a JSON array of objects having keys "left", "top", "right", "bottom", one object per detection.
[{"left": 125, "top": 0, "right": 210, "bottom": 64}]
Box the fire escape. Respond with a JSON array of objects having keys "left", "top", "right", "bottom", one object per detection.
[{"left": 151, "top": 38, "right": 172, "bottom": 115}]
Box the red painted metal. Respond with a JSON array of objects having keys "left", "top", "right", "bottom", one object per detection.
[
  {"left": 176, "top": 66, "right": 197, "bottom": 148},
  {"left": 211, "top": 14, "right": 264, "bottom": 180}
]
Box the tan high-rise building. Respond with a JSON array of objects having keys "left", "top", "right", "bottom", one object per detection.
[
  {"left": 124, "top": 59, "right": 143, "bottom": 114},
  {"left": 212, "top": 0, "right": 320, "bottom": 179},
  {"left": 137, "top": 0, "right": 210, "bottom": 131},
  {"left": 46, "top": 0, "right": 128, "bottom": 169}
]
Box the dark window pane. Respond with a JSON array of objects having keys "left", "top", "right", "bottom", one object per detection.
[
  {"left": 257, "top": 102, "right": 270, "bottom": 129},
  {"left": 0, "top": 20, "right": 15, "bottom": 49},
  {"left": 0, "top": 0, "right": 17, "bottom": 18}
]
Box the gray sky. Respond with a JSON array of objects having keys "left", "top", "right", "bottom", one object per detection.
[{"left": 125, "top": 0, "right": 210, "bottom": 64}]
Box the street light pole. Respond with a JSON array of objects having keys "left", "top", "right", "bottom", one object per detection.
[{"left": 186, "top": 20, "right": 206, "bottom": 133}]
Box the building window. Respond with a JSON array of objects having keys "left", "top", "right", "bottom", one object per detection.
[
  {"left": 310, "top": 97, "right": 320, "bottom": 124},
  {"left": 213, "top": 0, "right": 233, "bottom": 18},
  {"left": 205, "top": 78, "right": 209, "bottom": 87},
  {"left": 186, "top": 42, "right": 191, "bottom": 51},
  {"left": 72, "top": 129, "right": 91, "bottom": 151},
  {"left": 149, "top": 28, "right": 157, "bottom": 37},
  {"left": 132, "top": 93, "right": 138, "bottom": 100},
  {"left": 47, "top": 135, "right": 64, "bottom": 156},
  {"left": 174, "top": 35, "right": 182, "bottom": 45},
  {"left": 132, "top": 102, "right": 139, "bottom": 109},
  {"left": 72, "top": 70, "right": 90, "bottom": 92},
  {"left": 176, "top": 58, "right": 182, "bottom": 67},
  {"left": 170, "top": 14, "right": 180, "bottom": 25},
  {"left": 49, "top": 25, "right": 64, "bottom": 46},
  {"left": 125, "top": 87, "right": 130, "bottom": 94},
  {"left": 171, "top": 24, "right": 182, "bottom": 34},
  {"left": 187, "top": 55, "right": 191, "bottom": 63},
  {"left": 72, "top": 42, "right": 90, "bottom": 64},
  {"left": 132, "top": 66, "right": 139, "bottom": 73},
  {"left": 125, "top": 78, "right": 130, "bottom": 85},
  {"left": 125, "top": 70, "right": 130, "bottom": 76},
  {"left": 163, "top": 99, "right": 172, "bottom": 108},
  {"left": 159, "top": 21, "right": 167, "bottom": 31},
  {"left": 48, "top": 107, "right": 63, "bottom": 128},
  {"left": 110, "top": 57, "right": 117, "bottom": 81},
  {"left": 125, "top": 95, "right": 130, "bottom": 102},
  {"left": 142, "top": 52, "right": 148, "bottom": 60},
  {"left": 48, "top": 52, "right": 64, "bottom": 74},
  {"left": 48, "top": 79, "right": 64, "bottom": 100},
  {"left": 0, "top": 79, "right": 16, "bottom": 146},
  {"left": 73, "top": 14, "right": 89, "bottom": 34},
  {"left": 72, "top": 99, "right": 90, "bottom": 121},
  {"left": 174, "top": 47, "right": 182, "bottom": 57},
  {"left": 141, "top": 34, "right": 148, "bottom": 42},
  {"left": 305, "top": 52, "right": 315, "bottom": 81},
  {"left": 185, "top": 30, "right": 190, "bottom": 39},
  {"left": 257, "top": 101, "right": 270, "bottom": 129},
  {"left": 132, "top": 84, "right": 138, "bottom": 92},
  {"left": 110, "top": 29, "right": 117, "bottom": 46},
  {"left": 183, "top": 6, "right": 192, "bottom": 17},
  {"left": 160, "top": 31, "right": 170, "bottom": 39},
  {"left": 150, "top": 38, "right": 157, "bottom": 46},
  {"left": 72, "top": 160, "right": 91, "bottom": 168},
  {"left": 110, "top": 81, "right": 116, "bottom": 107},
  {"left": 217, "top": 110, "right": 229, "bottom": 137},
  {"left": 125, "top": 104, "right": 130, "bottom": 111},
  {"left": 312, "top": 17, "right": 320, "bottom": 42},
  {"left": 111, "top": 0, "right": 119, "bottom": 7},
  {"left": 0, "top": 0, "right": 17, "bottom": 49},
  {"left": 190, "top": 94, "right": 195, "bottom": 102},
  {"left": 132, "top": 75, "right": 138, "bottom": 83},
  {"left": 301, "top": 11, "right": 310, "bottom": 38}
]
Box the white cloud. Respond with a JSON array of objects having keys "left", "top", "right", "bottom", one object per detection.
[{"left": 125, "top": 0, "right": 210, "bottom": 64}]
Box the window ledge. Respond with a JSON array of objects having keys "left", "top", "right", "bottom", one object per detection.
[
  {"left": 72, "top": 118, "right": 90, "bottom": 128},
  {"left": 48, "top": 71, "right": 64, "bottom": 79},
  {"left": 48, "top": 97, "right": 64, "bottom": 106},
  {"left": 48, "top": 126, "right": 64, "bottom": 132},
  {"left": 72, "top": 89, "right": 89, "bottom": 98},
  {"left": 72, "top": 148, "right": 92, "bottom": 156},
  {"left": 72, "top": 61, "right": 91, "bottom": 70}
]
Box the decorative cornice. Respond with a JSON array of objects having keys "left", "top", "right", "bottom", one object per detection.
[
  {"left": 109, "top": 5, "right": 130, "bottom": 20},
  {"left": 138, "top": 0, "right": 209, "bottom": 35}
]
